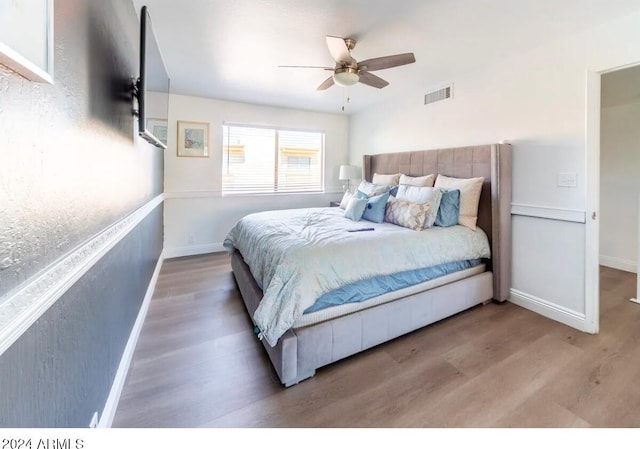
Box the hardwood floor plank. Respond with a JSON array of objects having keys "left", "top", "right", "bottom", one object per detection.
[
  {"left": 112, "top": 255, "right": 639, "bottom": 428},
  {"left": 538, "top": 330, "right": 640, "bottom": 427},
  {"left": 491, "top": 396, "right": 591, "bottom": 427},
  {"left": 440, "top": 306, "right": 556, "bottom": 378},
  {"left": 390, "top": 334, "right": 583, "bottom": 427}
]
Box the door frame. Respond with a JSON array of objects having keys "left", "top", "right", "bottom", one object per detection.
[{"left": 585, "top": 70, "right": 601, "bottom": 334}]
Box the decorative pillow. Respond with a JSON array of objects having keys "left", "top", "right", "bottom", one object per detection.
[
  {"left": 357, "top": 180, "right": 392, "bottom": 197},
  {"left": 395, "top": 185, "right": 442, "bottom": 228},
  {"left": 435, "top": 189, "right": 460, "bottom": 227},
  {"left": 339, "top": 190, "right": 353, "bottom": 209},
  {"left": 344, "top": 196, "right": 368, "bottom": 221},
  {"left": 399, "top": 174, "right": 436, "bottom": 187},
  {"left": 372, "top": 173, "right": 401, "bottom": 186},
  {"left": 434, "top": 175, "right": 484, "bottom": 230},
  {"left": 355, "top": 190, "right": 390, "bottom": 224},
  {"left": 384, "top": 196, "right": 430, "bottom": 231}
]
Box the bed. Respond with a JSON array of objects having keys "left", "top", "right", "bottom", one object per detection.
[{"left": 225, "top": 143, "right": 512, "bottom": 387}]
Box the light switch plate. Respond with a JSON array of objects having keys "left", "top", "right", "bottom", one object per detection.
[{"left": 558, "top": 172, "right": 577, "bottom": 187}]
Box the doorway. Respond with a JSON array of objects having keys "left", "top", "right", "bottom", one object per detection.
[{"left": 586, "top": 63, "right": 640, "bottom": 333}]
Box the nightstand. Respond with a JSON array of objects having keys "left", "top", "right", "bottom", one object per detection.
[{"left": 330, "top": 201, "right": 341, "bottom": 207}]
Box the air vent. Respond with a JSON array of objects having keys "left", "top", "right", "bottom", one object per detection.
[{"left": 424, "top": 84, "right": 453, "bottom": 105}]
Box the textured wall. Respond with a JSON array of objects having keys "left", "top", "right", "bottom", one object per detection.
[
  {"left": 0, "top": 205, "right": 162, "bottom": 427},
  {"left": 0, "top": 0, "right": 164, "bottom": 427},
  {"left": 0, "top": 0, "right": 163, "bottom": 299}
]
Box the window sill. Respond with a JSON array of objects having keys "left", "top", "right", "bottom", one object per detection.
[{"left": 164, "top": 189, "right": 344, "bottom": 200}]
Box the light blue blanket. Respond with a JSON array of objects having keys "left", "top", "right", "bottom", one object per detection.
[
  {"left": 223, "top": 207, "right": 491, "bottom": 347},
  {"left": 304, "top": 258, "right": 483, "bottom": 313}
]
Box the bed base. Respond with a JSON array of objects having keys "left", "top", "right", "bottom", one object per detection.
[{"left": 232, "top": 251, "right": 493, "bottom": 387}]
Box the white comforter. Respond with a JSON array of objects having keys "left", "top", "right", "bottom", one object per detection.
[{"left": 223, "top": 207, "right": 490, "bottom": 347}]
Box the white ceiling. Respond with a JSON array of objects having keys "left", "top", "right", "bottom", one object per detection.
[{"left": 133, "top": 0, "right": 640, "bottom": 115}]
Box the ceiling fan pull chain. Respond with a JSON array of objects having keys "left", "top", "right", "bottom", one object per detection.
[{"left": 340, "top": 87, "right": 351, "bottom": 112}]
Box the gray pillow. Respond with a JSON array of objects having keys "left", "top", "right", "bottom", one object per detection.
[{"left": 435, "top": 189, "right": 460, "bottom": 227}]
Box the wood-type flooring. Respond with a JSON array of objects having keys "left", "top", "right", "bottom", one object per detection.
[{"left": 113, "top": 254, "right": 640, "bottom": 428}]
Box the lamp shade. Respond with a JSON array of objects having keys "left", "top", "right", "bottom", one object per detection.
[{"left": 339, "top": 165, "right": 360, "bottom": 180}]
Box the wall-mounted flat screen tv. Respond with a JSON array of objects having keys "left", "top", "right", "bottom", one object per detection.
[{"left": 138, "top": 5, "right": 170, "bottom": 149}]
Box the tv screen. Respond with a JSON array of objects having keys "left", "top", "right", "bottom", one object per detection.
[{"left": 138, "top": 5, "right": 170, "bottom": 149}]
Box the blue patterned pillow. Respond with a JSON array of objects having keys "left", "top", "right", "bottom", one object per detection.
[
  {"left": 355, "top": 191, "right": 390, "bottom": 223},
  {"left": 344, "top": 196, "right": 368, "bottom": 221},
  {"left": 435, "top": 189, "right": 460, "bottom": 227}
]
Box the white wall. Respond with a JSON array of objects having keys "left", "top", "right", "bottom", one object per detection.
[
  {"left": 348, "top": 9, "right": 640, "bottom": 330},
  {"left": 600, "top": 89, "right": 640, "bottom": 273},
  {"left": 163, "top": 94, "right": 349, "bottom": 257}
]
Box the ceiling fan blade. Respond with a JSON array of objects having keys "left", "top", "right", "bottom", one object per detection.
[
  {"left": 358, "top": 53, "right": 416, "bottom": 71},
  {"left": 317, "top": 76, "right": 335, "bottom": 91},
  {"left": 326, "top": 35, "right": 353, "bottom": 65},
  {"left": 358, "top": 71, "right": 389, "bottom": 89},
  {"left": 279, "top": 65, "right": 334, "bottom": 70}
]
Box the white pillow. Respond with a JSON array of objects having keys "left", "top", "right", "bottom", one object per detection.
[
  {"left": 339, "top": 190, "right": 353, "bottom": 209},
  {"left": 372, "top": 173, "right": 401, "bottom": 186},
  {"left": 396, "top": 185, "right": 442, "bottom": 228},
  {"left": 356, "top": 180, "right": 392, "bottom": 197},
  {"left": 399, "top": 174, "right": 435, "bottom": 187},
  {"left": 434, "top": 174, "right": 484, "bottom": 230}
]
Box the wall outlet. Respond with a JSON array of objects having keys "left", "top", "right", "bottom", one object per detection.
[
  {"left": 558, "top": 172, "right": 577, "bottom": 187},
  {"left": 89, "top": 411, "right": 99, "bottom": 428},
  {"left": 187, "top": 235, "right": 195, "bottom": 244}
]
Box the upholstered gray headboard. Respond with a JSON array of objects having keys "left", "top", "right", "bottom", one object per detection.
[{"left": 363, "top": 143, "right": 512, "bottom": 302}]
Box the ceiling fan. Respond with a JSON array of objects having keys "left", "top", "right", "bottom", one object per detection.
[{"left": 279, "top": 35, "right": 416, "bottom": 91}]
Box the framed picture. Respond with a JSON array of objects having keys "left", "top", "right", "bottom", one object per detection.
[
  {"left": 146, "top": 118, "right": 168, "bottom": 146},
  {"left": 0, "top": 0, "right": 54, "bottom": 84},
  {"left": 177, "top": 121, "right": 210, "bottom": 157}
]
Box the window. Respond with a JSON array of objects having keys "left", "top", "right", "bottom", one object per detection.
[
  {"left": 222, "top": 124, "right": 324, "bottom": 194},
  {"left": 285, "top": 155, "right": 311, "bottom": 173}
]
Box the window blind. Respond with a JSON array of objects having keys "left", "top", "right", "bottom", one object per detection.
[{"left": 222, "top": 124, "right": 324, "bottom": 194}]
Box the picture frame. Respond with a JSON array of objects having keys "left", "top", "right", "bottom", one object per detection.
[
  {"left": 146, "top": 118, "right": 168, "bottom": 146},
  {"left": 0, "top": 0, "right": 54, "bottom": 84},
  {"left": 177, "top": 121, "right": 210, "bottom": 157}
]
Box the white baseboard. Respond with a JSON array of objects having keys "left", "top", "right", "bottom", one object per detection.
[
  {"left": 509, "top": 288, "right": 591, "bottom": 333},
  {"left": 599, "top": 255, "right": 637, "bottom": 273},
  {"left": 98, "top": 250, "right": 165, "bottom": 428},
  {"left": 163, "top": 243, "right": 225, "bottom": 259}
]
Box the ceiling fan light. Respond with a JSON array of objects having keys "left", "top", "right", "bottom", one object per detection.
[{"left": 333, "top": 67, "right": 359, "bottom": 87}]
